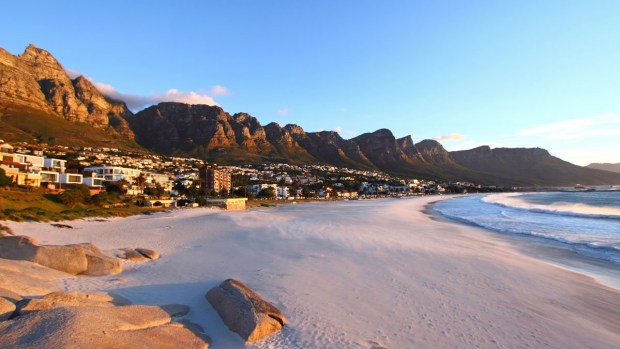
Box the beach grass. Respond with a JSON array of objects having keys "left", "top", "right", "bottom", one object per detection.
[{"left": 0, "top": 189, "right": 164, "bottom": 222}]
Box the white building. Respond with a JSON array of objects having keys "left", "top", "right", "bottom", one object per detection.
[
  {"left": 15, "top": 154, "right": 44, "bottom": 169},
  {"left": 276, "top": 186, "right": 290, "bottom": 199},
  {"left": 145, "top": 172, "right": 173, "bottom": 190},
  {"left": 247, "top": 183, "right": 277, "bottom": 197},
  {"left": 83, "top": 172, "right": 105, "bottom": 188},
  {"left": 60, "top": 173, "right": 83, "bottom": 185},
  {"left": 44, "top": 158, "right": 67, "bottom": 173},
  {"left": 84, "top": 165, "right": 141, "bottom": 183}
]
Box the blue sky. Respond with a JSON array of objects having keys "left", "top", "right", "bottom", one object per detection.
[{"left": 2, "top": 1, "right": 620, "bottom": 165}]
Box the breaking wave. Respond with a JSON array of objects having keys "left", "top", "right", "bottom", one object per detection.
[{"left": 482, "top": 193, "right": 620, "bottom": 219}]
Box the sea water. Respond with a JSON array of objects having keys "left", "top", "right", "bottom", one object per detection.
[{"left": 433, "top": 191, "right": 620, "bottom": 266}]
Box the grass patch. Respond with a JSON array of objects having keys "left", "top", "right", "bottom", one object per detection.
[{"left": 0, "top": 189, "right": 164, "bottom": 222}]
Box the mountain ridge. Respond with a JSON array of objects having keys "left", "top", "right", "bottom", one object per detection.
[
  {"left": 0, "top": 44, "right": 135, "bottom": 138},
  {"left": 2, "top": 44, "right": 620, "bottom": 186}
]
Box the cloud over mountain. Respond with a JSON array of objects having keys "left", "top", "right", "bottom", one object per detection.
[
  {"left": 434, "top": 133, "right": 465, "bottom": 142},
  {"left": 65, "top": 68, "right": 225, "bottom": 110}
]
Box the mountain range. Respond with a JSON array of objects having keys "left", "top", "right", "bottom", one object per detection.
[{"left": 2, "top": 44, "right": 620, "bottom": 187}]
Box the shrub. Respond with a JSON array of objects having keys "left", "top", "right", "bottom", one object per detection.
[
  {"left": 58, "top": 184, "right": 90, "bottom": 208},
  {"left": 0, "top": 168, "right": 12, "bottom": 186}
]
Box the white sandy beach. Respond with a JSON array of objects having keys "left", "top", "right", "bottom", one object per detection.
[{"left": 5, "top": 196, "right": 620, "bottom": 348}]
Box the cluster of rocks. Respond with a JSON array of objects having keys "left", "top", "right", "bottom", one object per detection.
[
  {"left": 0, "top": 289, "right": 210, "bottom": 349},
  {"left": 0, "top": 235, "right": 161, "bottom": 276},
  {"left": 0, "top": 235, "right": 287, "bottom": 346}
]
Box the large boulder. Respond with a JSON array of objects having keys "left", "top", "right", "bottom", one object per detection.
[
  {"left": 0, "top": 236, "right": 122, "bottom": 276},
  {"left": 205, "top": 279, "right": 286, "bottom": 343},
  {"left": 16, "top": 291, "right": 118, "bottom": 316},
  {"left": 135, "top": 248, "right": 159, "bottom": 260},
  {"left": 72, "top": 243, "right": 122, "bottom": 276},
  {"left": 0, "top": 297, "right": 15, "bottom": 321},
  {"left": 0, "top": 288, "right": 23, "bottom": 304},
  {"left": 0, "top": 236, "right": 87, "bottom": 275},
  {"left": 0, "top": 301, "right": 210, "bottom": 349},
  {"left": 0, "top": 258, "right": 69, "bottom": 296}
]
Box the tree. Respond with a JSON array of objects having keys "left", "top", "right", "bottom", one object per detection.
[
  {"left": 0, "top": 168, "right": 12, "bottom": 186},
  {"left": 301, "top": 187, "right": 312, "bottom": 198},
  {"left": 135, "top": 174, "right": 147, "bottom": 194},
  {"left": 144, "top": 183, "right": 166, "bottom": 198},
  {"left": 106, "top": 180, "right": 128, "bottom": 194},
  {"left": 233, "top": 186, "right": 248, "bottom": 198},
  {"left": 58, "top": 184, "right": 90, "bottom": 208},
  {"left": 257, "top": 187, "right": 276, "bottom": 199}
]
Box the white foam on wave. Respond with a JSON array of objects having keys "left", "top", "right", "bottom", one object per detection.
[{"left": 482, "top": 193, "right": 620, "bottom": 218}]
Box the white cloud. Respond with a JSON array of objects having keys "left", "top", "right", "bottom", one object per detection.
[
  {"left": 276, "top": 108, "right": 290, "bottom": 115},
  {"left": 519, "top": 113, "right": 620, "bottom": 140},
  {"left": 66, "top": 68, "right": 226, "bottom": 110},
  {"left": 433, "top": 133, "right": 465, "bottom": 142},
  {"left": 65, "top": 68, "right": 81, "bottom": 79},
  {"left": 209, "top": 85, "right": 230, "bottom": 96},
  {"left": 153, "top": 89, "right": 218, "bottom": 106}
]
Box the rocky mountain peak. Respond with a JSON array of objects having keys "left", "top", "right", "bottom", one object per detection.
[
  {"left": 414, "top": 139, "right": 453, "bottom": 165},
  {"left": 0, "top": 44, "right": 134, "bottom": 139},
  {"left": 283, "top": 124, "right": 306, "bottom": 135},
  {"left": 352, "top": 129, "right": 397, "bottom": 149},
  {"left": 415, "top": 139, "right": 443, "bottom": 151},
  {"left": 19, "top": 44, "right": 62, "bottom": 68},
  {"left": 396, "top": 135, "right": 424, "bottom": 161}
]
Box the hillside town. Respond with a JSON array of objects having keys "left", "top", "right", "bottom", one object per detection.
[{"left": 0, "top": 140, "right": 501, "bottom": 209}]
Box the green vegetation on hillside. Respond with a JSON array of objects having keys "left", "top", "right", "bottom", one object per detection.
[
  {"left": 0, "top": 106, "right": 144, "bottom": 152},
  {"left": 0, "top": 188, "right": 164, "bottom": 222}
]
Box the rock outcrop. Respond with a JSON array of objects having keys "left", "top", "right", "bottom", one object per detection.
[
  {"left": 0, "top": 297, "right": 15, "bottom": 321},
  {"left": 135, "top": 248, "right": 159, "bottom": 260},
  {"left": 0, "top": 291, "right": 210, "bottom": 349},
  {"left": 117, "top": 247, "right": 159, "bottom": 261},
  {"left": 0, "top": 236, "right": 121, "bottom": 276},
  {"left": 206, "top": 278, "right": 286, "bottom": 343},
  {"left": 75, "top": 243, "right": 122, "bottom": 276},
  {"left": 15, "top": 291, "right": 132, "bottom": 316},
  {"left": 0, "top": 44, "right": 134, "bottom": 139},
  {"left": 0, "top": 258, "right": 70, "bottom": 296}
]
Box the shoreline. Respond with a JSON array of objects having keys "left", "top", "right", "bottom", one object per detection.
[
  {"left": 425, "top": 195, "right": 620, "bottom": 290},
  {"left": 3, "top": 196, "right": 620, "bottom": 348}
]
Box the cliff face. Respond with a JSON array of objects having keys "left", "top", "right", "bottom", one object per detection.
[
  {"left": 351, "top": 129, "right": 408, "bottom": 170},
  {"left": 130, "top": 103, "right": 234, "bottom": 153},
  {"left": 415, "top": 139, "right": 453, "bottom": 165},
  {"left": 0, "top": 44, "right": 134, "bottom": 139}
]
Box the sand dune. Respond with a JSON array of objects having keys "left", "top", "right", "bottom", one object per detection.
[{"left": 6, "top": 196, "right": 620, "bottom": 348}]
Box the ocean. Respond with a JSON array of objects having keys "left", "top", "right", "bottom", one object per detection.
[{"left": 433, "top": 191, "right": 620, "bottom": 275}]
